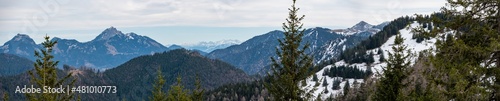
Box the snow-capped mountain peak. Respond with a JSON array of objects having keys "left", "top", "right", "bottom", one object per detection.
[
  {"left": 350, "top": 21, "right": 374, "bottom": 31},
  {"left": 93, "top": 27, "right": 124, "bottom": 41},
  {"left": 1, "top": 27, "right": 170, "bottom": 69},
  {"left": 1, "top": 34, "right": 40, "bottom": 59},
  {"left": 183, "top": 40, "right": 241, "bottom": 53},
  {"left": 125, "top": 33, "right": 137, "bottom": 40},
  {"left": 332, "top": 21, "right": 383, "bottom": 36},
  {"left": 7, "top": 34, "right": 36, "bottom": 45},
  {"left": 198, "top": 40, "right": 241, "bottom": 46}
]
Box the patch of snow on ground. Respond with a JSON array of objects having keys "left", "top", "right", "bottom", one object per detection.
[
  {"left": 2, "top": 45, "right": 9, "bottom": 53},
  {"left": 302, "top": 65, "right": 364, "bottom": 100},
  {"left": 126, "top": 33, "right": 135, "bottom": 40},
  {"left": 303, "top": 21, "right": 438, "bottom": 100}
]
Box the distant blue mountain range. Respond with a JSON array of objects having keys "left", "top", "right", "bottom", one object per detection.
[
  {"left": 207, "top": 21, "right": 388, "bottom": 75},
  {"left": 1, "top": 27, "right": 170, "bottom": 70},
  {"left": 1, "top": 21, "right": 387, "bottom": 74}
]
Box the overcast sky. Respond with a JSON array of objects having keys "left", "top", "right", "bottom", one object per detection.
[{"left": 0, "top": 0, "right": 446, "bottom": 46}]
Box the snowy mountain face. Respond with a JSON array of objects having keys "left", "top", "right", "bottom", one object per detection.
[
  {"left": 314, "top": 21, "right": 388, "bottom": 64},
  {"left": 1, "top": 27, "right": 170, "bottom": 69},
  {"left": 207, "top": 23, "right": 387, "bottom": 75},
  {"left": 332, "top": 21, "right": 384, "bottom": 37},
  {"left": 304, "top": 21, "right": 437, "bottom": 100},
  {"left": 182, "top": 40, "right": 241, "bottom": 53},
  {"left": 92, "top": 27, "right": 129, "bottom": 41},
  {"left": 0, "top": 34, "right": 41, "bottom": 60}
]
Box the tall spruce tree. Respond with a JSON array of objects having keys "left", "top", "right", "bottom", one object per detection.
[
  {"left": 379, "top": 51, "right": 385, "bottom": 62},
  {"left": 150, "top": 67, "right": 167, "bottom": 101},
  {"left": 373, "top": 34, "right": 411, "bottom": 101},
  {"left": 343, "top": 80, "right": 350, "bottom": 96},
  {"left": 166, "top": 76, "right": 191, "bottom": 101},
  {"left": 332, "top": 78, "right": 341, "bottom": 90},
  {"left": 411, "top": 0, "right": 500, "bottom": 100},
  {"left": 265, "top": 0, "right": 314, "bottom": 100},
  {"left": 26, "top": 35, "right": 75, "bottom": 101},
  {"left": 191, "top": 75, "right": 204, "bottom": 101},
  {"left": 312, "top": 74, "right": 318, "bottom": 81},
  {"left": 322, "top": 77, "right": 328, "bottom": 87}
]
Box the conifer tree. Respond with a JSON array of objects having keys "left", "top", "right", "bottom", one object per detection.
[
  {"left": 368, "top": 52, "right": 375, "bottom": 64},
  {"left": 372, "top": 34, "right": 411, "bottom": 101},
  {"left": 26, "top": 35, "right": 75, "bottom": 101},
  {"left": 312, "top": 74, "right": 318, "bottom": 81},
  {"left": 314, "top": 79, "right": 320, "bottom": 87},
  {"left": 323, "top": 86, "right": 329, "bottom": 94},
  {"left": 166, "top": 76, "right": 191, "bottom": 101},
  {"left": 150, "top": 67, "right": 167, "bottom": 101},
  {"left": 343, "top": 81, "right": 350, "bottom": 98},
  {"left": 265, "top": 0, "right": 314, "bottom": 100},
  {"left": 3, "top": 92, "right": 8, "bottom": 101},
  {"left": 412, "top": 0, "right": 500, "bottom": 100},
  {"left": 191, "top": 75, "right": 204, "bottom": 101},
  {"left": 301, "top": 80, "right": 307, "bottom": 87},
  {"left": 322, "top": 78, "right": 328, "bottom": 87},
  {"left": 332, "top": 78, "right": 341, "bottom": 90},
  {"left": 379, "top": 51, "right": 385, "bottom": 62},
  {"left": 377, "top": 48, "right": 383, "bottom": 54}
]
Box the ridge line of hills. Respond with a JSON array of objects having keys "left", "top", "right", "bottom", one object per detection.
[{"left": 0, "top": 21, "right": 387, "bottom": 75}]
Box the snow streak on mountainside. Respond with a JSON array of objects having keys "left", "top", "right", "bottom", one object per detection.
[
  {"left": 208, "top": 21, "right": 387, "bottom": 75},
  {"left": 304, "top": 22, "right": 437, "bottom": 100}
]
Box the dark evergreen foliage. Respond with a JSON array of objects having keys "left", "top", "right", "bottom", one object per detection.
[
  {"left": 265, "top": 0, "right": 315, "bottom": 100},
  {"left": 312, "top": 74, "right": 318, "bottom": 81},
  {"left": 331, "top": 78, "right": 341, "bottom": 90},
  {"left": 412, "top": 0, "right": 500, "bottom": 99},
  {"left": 377, "top": 48, "right": 383, "bottom": 54},
  {"left": 326, "top": 65, "right": 371, "bottom": 79},
  {"left": 322, "top": 68, "right": 329, "bottom": 76},
  {"left": 104, "top": 49, "right": 251, "bottom": 100},
  {"left": 0, "top": 53, "right": 34, "bottom": 76},
  {"left": 166, "top": 76, "right": 191, "bottom": 101},
  {"left": 27, "top": 35, "right": 76, "bottom": 101},
  {"left": 322, "top": 78, "right": 328, "bottom": 87},
  {"left": 149, "top": 67, "right": 166, "bottom": 101},
  {"left": 379, "top": 52, "right": 385, "bottom": 62},
  {"left": 204, "top": 80, "right": 270, "bottom": 101},
  {"left": 343, "top": 81, "right": 350, "bottom": 97},
  {"left": 373, "top": 34, "right": 411, "bottom": 101},
  {"left": 3, "top": 92, "right": 8, "bottom": 101},
  {"left": 0, "top": 49, "right": 251, "bottom": 101},
  {"left": 191, "top": 75, "right": 204, "bottom": 101}
]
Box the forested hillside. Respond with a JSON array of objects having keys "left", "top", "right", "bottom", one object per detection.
[
  {"left": 0, "top": 53, "right": 34, "bottom": 76},
  {"left": 0, "top": 49, "right": 252, "bottom": 101}
]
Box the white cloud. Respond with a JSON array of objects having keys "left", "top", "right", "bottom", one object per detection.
[
  {"left": 0, "top": 0, "right": 446, "bottom": 44},
  {"left": 1, "top": 0, "right": 446, "bottom": 28}
]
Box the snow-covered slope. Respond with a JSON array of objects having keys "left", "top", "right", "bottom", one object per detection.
[
  {"left": 303, "top": 22, "right": 437, "bottom": 100},
  {"left": 332, "top": 21, "right": 382, "bottom": 36},
  {"left": 313, "top": 21, "right": 389, "bottom": 63}
]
